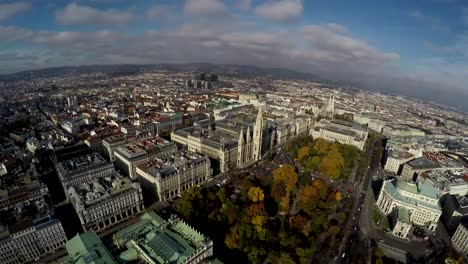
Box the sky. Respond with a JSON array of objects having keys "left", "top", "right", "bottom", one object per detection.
[{"left": 1, "top": 0, "right": 468, "bottom": 109}]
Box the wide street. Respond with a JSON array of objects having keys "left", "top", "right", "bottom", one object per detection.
[{"left": 333, "top": 135, "right": 383, "bottom": 264}]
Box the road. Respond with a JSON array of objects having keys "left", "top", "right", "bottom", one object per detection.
[{"left": 332, "top": 136, "right": 383, "bottom": 264}]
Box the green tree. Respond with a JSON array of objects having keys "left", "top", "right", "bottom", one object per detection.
[
  {"left": 299, "top": 172, "right": 311, "bottom": 187},
  {"left": 176, "top": 187, "right": 202, "bottom": 219},
  {"left": 296, "top": 248, "right": 312, "bottom": 264},
  {"left": 275, "top": 253, "right": 296, "bottom": 264}
]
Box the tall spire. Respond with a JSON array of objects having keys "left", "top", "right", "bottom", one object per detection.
[
  {"left": 252, "top": 108, "right": 263, "bottom": 161},
  {"left": 237, "top": 127, "right": 244, "bottom": 166}
]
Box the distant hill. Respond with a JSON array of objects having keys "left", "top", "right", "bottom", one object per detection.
[{"left": 0, "top": 63, "right": 325, "bottom": 83}]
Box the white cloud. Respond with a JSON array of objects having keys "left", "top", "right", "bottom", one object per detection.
[
  {"left": 0, "top": 2, "right": 31, "bottom": 21},
  {"left": 184, "top": 0, "right": 227, "bottom": 16},
  {"left": 56, "top": 3, "right": 134, "bottom": 25},
  {"left": 301, "top": 25, "right": 400, "bottom": 67},
  {"left": 255, "top": 0, "right": 303, "bottom": 22},
  {"left": 237, "top": 0, "right": 252, "bottom": 10},
  {"left": 326, "top": 23, "right": 348, "bottom": 34},
  {"left": 146, "top": 5, "right": 175, "bottom": 21},
  {"left": 2, "top": 17, "right": 468, "bottom": 107}
]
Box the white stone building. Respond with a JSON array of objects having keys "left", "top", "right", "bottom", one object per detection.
[
  {"left": 67, "top": 174, "right": 144, "bottom": 233},
  {"left": 136, "top": 151, "right": 213, "bottom": 203},
  {"left": 384, "top": 149, "right": 417, "bottom": 174},
  {"left": 377, "top": 178, "right": 442, "bottom": 232},
  {"left": 0, "top": 216, "right": 67, "bottom": 264},
  {"left": 311, "top": 119, "right": 368, "bottom": 150}
]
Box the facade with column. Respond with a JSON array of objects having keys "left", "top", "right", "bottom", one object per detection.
[
  {"left": 311, "top": 119, "right": 368, "bottom": 150},
  {"left": 67, "top": 174, "right": 144, "bottom": 233},
  {"left": 136, "top": 151, "right": 212, "bottom": 202},
  {"left": 0, "top": 216, "right": 67, "bottom": 264},
  {"left": 377, "top": 178, "right": 442, "bottom": 232}
]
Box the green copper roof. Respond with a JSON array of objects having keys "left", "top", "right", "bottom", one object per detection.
[
  {"left": 397, "top": 207, "right": 410, "bottom": 223},
  {"left": 383, "top": 179, "right": 441, "bottom": 211},
  {"left": 396, "top": 180, "right": 418, "bottom": 194},
  {"left": 114, "top": 212, "right": 212, "bottom": 264},
  {"left": 66, "top": 232, "right": 117, "bottom": 264}
]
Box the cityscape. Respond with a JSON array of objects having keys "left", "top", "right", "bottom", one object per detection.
[{"left": 1, "top": 1, "right": 468, "bottom": 264}]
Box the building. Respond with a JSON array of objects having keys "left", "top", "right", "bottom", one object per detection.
[
  {"left": 236, "top": 109, "right": 264, "bottom": 167},
  {"left": 102, "top": 133, "right": 151, "bottom": 162},
  {"left": 384, "top": 149, "right": 417, "bottom": 174},
  {"left": 451, "top": 219, "right": 468, "bottom": 258},
  {"left": 172, "top": 109, "right": 269, "bottom": 173},
  {"left": 442, "top": 195, "right": 468, "bottom": 234},
  {"left": 113, "top": 211, "right": 214, "bottom": 264},
  {"left": 417, "top": 170, "right": 468, "bottom": 197},
  {"left": 67, "top": 96, "right": 78, "bottom": 108},
  {"left": 0, "top": 181, "right": 46, "bottom": 211},
  {"left": 60, "top": 118, "right": 84, "bottom": 134},
  {"left": 114, "top": 137, "right": 177, "bottom": 180},
  {"left": 59, "top": 232, "right": 117, "bottom": 264},
  {"left": 391, "top": 207, "right": 412, "bottom": 239},
  {"left": 377, "top": 178, "right": 442, "bottom": 232},
  {"left": 171, "top": 121, "right": 239, "bottom": 173},
  {"left": 0, "top": 215, "right": 67, "bottom": 264},
  {"left": 238, "top": 92, "right": 258, "bottom": 103},
  {"left": 136, "top": 151, "right": 212, "bottom": 203},
  {"left": 311, "top": 119, "right": 368, "bottom": 150},
  {"left": 67, "top": 174, "right": 144, "bottom": 233},
  {"left": 400, "top": 157, "right": 443, "bottom": 181},
  {"left": 56, "top": 152, "right": 114, "bottom": 191},
  {"left": 0, "top": 166, "right": 68, "bottom": 264}
]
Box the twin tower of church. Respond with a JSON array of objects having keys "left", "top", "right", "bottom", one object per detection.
[{"left": 237, "top": 109, "right": 263, "bottom": 167}]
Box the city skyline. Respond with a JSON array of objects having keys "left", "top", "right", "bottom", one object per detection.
[{"left": 1, "top": 0, "right": 468, "bottom": 110}]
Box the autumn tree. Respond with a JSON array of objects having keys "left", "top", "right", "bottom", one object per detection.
[
  {"left": 289, "top": 214, "right": 308, "bottom": 232},
  {"left": 313, "top": 138, "right": 330, "bottom": 154},
  {"left": 272, "top": 165, "right": 298, "bottom": 194},
  {"left": 275, "top": 252, "right": 296, "bottom": 264},
  {"left": 248, "top": 187, "right": 265, "bottom": 203},
  {"left": 225, "top": 226, "right": 240, "bottom": 249},
  {"left": 319, "top": 147, "right": 344, "bottom": 179},
  {"left": 297, "top": 146, "right": 310, "bottom": 160}
]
